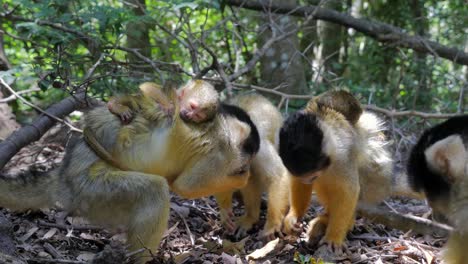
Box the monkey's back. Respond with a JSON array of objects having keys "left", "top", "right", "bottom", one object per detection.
[{"left": 229, "top": 93, "right": 283, "bottom": 146}]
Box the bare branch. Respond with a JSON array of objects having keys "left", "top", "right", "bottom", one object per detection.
[
  {"left": 226, "top": 0, "right": 468, "bottom": 65},
  {"left": 0, "top": 89, "right": 101, "bottom": 170},
  {"left": 207, "top": 78, "right": 462, "bottom": 119},
  {"left": 0, "top": 88, "right": 40, "bottom": 103},
  {"left": 0, "top": 78, "right": 81, "bottom": 132}
]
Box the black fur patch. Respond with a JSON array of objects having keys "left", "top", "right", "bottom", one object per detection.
[
  {"left": 279, "top": 111, "right": 331, "bottom": 177},
  {"left": 219, "top": 103, "right": 260, "bottom": 157},
  {"left": 407, "top": 115, "right": 468, "bottom": 201}
]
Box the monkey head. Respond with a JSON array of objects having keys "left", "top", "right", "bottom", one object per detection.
[
  {"left": 178, "top": 80, "right": 219, "bottom": 124},
  {"left": 279, "top": 111, "right": 331, "bottom": 184}
]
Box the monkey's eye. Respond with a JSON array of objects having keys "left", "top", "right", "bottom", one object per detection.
[{"left": 231, "top": 164, "right": 249, "bottom": 176}]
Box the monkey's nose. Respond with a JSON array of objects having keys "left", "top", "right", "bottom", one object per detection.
[{"left": 180, "top": 110, "right": 191, "bottom": 122}]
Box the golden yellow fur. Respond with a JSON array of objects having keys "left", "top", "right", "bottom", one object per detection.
[{"left": 215, "top": 93, "right": 290, "bottom": 238}]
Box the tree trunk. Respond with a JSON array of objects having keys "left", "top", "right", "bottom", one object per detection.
[
  {"left": 257, "top": 0, "right": 307, "bottom": 95},
  {"left": 300, "top": 0, "right": 319, "bottom": 82},
  {"left": 125, "top": 0, "right": 151, "bottom": 75},
  {"left": 0, "top": 25, "right": 11, "bottom": 71},
  {"left": 410, "top": 0, "right": 430, "bottom": 110},
  {"left": 315, "top": 0, "right": 344, "bottom": 83}
]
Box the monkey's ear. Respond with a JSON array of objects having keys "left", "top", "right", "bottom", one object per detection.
[{"left": 424, "top": 135, "right": 467, "bottom": 183}]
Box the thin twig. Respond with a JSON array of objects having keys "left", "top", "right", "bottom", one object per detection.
[
  {"left": 0, "top": 88, "right": 41, "bottom": 103},
  {"left": 38, "top": 220, "right": 102, "bottom": 232},
  {"left": 0, "top": 78, "right": 82, "bottom": 132}
]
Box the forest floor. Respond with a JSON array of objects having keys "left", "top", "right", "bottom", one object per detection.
[{"left": 0, "top": 129, "right": 446, "bottom": 264}]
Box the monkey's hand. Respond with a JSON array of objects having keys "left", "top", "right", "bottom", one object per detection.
[
  {"left": 108, "top": 100, "right": 134, "bottom": 124},
  {"left": 259, "top": 223, "right": 284, "bottom": 241},
  {"left": 282, "top": 213, "right": 303, "bottom": 235},
  {"left": 219, "top": 208, "right": 236, "bottom": 234},
  {"left": 318, "top": 238, "right": 349, "bottom": 256},
  {"left": 307, "top": 217, "right": 350, "bottom": 256}
]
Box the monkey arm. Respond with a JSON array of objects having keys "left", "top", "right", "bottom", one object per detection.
[
  {"left": 107, "top": 95, "right": 141, "bottom": 123},
  {"left": 170, "top": 154, "right": 250, "bottom": 199}
]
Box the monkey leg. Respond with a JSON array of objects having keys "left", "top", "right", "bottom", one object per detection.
[
  {"left": 235, "top": 177, "right": 262, "bottom": 239},
  {"left": 283, "top": 177, "right": 314, "bottom": 235},
  {"left": 312, "top": 177, "right": 359, "bottom": 254},
  {"left": 260, "top": 174, "right": 290, "bottom": 239},
  {"left": 85, "top": 170, "right": 170, "bottom": 264},
  {"left": 214, "top": 191, "right": 236, "bottom": 233}
]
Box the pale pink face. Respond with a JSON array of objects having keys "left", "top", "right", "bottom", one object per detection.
[
  {"left": 178, "top": 89, "right": 208, "bottom": 123},
  {"left": 177, "top": 80, "right": 219, "bottom": 124}
]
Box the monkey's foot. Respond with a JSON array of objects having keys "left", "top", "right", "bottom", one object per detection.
[
  {"left": 305, "top": 217, "right": 327, "bottom": 247},
  {"left": 234, "top": 216, "right": 256, "bottom": 239},
  {"left": 282, "top": 213, "right": 302, "bottom": 235},
  {"left": 259, "top": 221, "right": 283, "bottom": 241},
  {"left": 318, "top": 238, "right": 349, "bottom": 256},
  {"left": 219, "top": 208, "right": 236, "bottom": 233}
]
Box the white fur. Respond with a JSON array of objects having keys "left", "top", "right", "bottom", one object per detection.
[{"left": 425, "top": 135, "right": 467, "bottom": 181}]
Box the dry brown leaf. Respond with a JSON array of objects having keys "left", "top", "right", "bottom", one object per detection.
[
  {"left": 246, "top": 238, "right": 279, "bottom": 260},
  {"left": 222, "top": 237, "right": 248, "bottom": 255}
]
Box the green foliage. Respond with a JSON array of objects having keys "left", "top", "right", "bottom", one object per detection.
[
  {"left": 0, "top": 0, "right": 465, "bottom": 123},
  {"left": 293, "top": 251, "right": 330, "bottom": 264}
]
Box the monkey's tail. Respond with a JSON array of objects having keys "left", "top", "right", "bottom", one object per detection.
[{"left": 0, "top": 169, "right": 60, "bottom": 211}]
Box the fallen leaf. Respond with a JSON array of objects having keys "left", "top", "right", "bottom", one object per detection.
[
  {"left": 41, "top": 228, "right": 58, "bottom": 240},
  {"left": 19, "top": 227, "right": 39, "bottom": 242},
  {"left": 222, "top": 237, "right": 248, "bottom": 255},
  {"left": 77, "top": 252, "right": 96, "bottom": 261},
  {"left": 246, "top": 238, "right": 279, "bottom": 260},
  {"left": 221, "top": 252, "right": 237, "bottom": 264}
]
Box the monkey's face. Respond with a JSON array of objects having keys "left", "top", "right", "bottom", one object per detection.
[
  {"left": 178, "top": 80, "right": 219, "bottom": 124},
  {"left": 279, "top": 111, "right": 331, "bottom": 182}
]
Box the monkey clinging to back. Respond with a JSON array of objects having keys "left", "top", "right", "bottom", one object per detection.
[
  {"left": 407, "top": 115, "right": 468, "bottom": 264},
  {"left": 279, "top": 90, "right": 395, "bottom": 254}
]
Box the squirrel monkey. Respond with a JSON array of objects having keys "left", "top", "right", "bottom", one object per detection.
[
  {"left": 407, "top": 115, "right": 468, "bottom": 264},
  {"left": 214, "top": 93, "right": 290, "bottom": 239},
  {"left": 108, "top": 80, "right": 220, "bottom": 148},
  {"left": 0, "top": 80, "right": 259, "bottom": 263},
  {"left": 108, "top": 79, "right": 219, "bottom": 124},
  {"left": 279, "top": 90, "right": 395, "bottom": 254}
]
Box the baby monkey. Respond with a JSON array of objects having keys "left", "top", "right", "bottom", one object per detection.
[
  {"left": 407, "top": 115, "right": 468, "bottom": 264},
  {"left": 108, "top": 79, "right": 219, "bottom": 125}
]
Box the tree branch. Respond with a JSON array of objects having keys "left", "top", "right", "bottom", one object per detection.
[
  {"left": 226, "top": 0, "right": 468, "bottom": 65},
  {"left": 0, "top": 91, "right": 101, "bottom": 170}
]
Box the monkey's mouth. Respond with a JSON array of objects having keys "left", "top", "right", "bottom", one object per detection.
[{"left": 179, "top": 111, "right": 191, "bottom": 122}]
